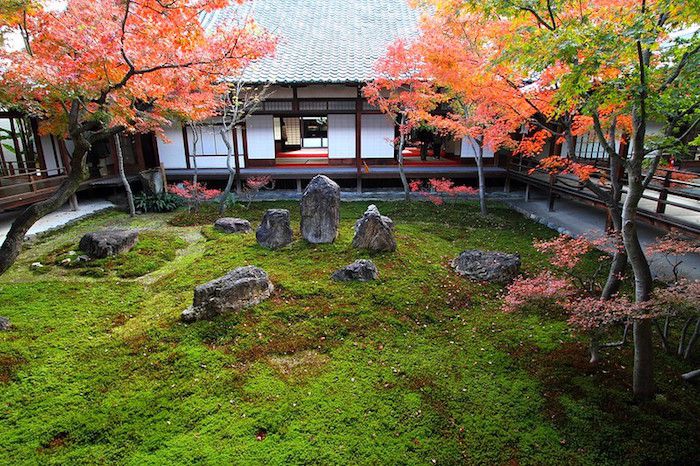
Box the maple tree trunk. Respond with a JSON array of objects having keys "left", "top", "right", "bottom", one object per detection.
[
  {"left": 602, "top": 204, "right": 626, "bottom": 300},
  {"left": 476, "top": 144, "right": 487, "bottom": 215},
  {"left": 219, "top": 126, "right": 235, "bottom": 215},
  {"left": 589, "top": 332, "right": 602, "bottom": 364},
  {"left": 115, "top": 135, "right": 136, "bottom": 217},
  {"left": 190, "top": 125, "right": 201, "bottom": 214},
  {"left": 625, "top": 115, "right": 655, "bottom": 401},
  {"left": 0, "top": 136, "right": 90, "bottom": 275},
  {"left": 397, "top": 114, "right": 409, "bottom": 200},
  {"left": 624, "top": 177, "right": 655, "bottom": 400}
]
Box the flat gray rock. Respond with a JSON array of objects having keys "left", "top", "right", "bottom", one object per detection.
[
  {"left": 214, "top": 217, "right": 252, "bottom": 234},
  {"left": 0, "top": 316, "right": 11, "bottom": 331},
  {"left": 256, "top": 209, "right": 293, "bottom": 249},
  {"left": 352, "top": 205, "right": 396, "bottom": 252},
  {"left": 181, "top": 266, "right": 274, "bottom": 322},
  {"left": 301, "top": 175, "right": 340, "bottom": 244},
  {"left": 79, "top": 229, "right": 138, "bottom": 259},
  {"left": 451, "top": 250, "right": 521, "bottom": 284},
  {"left": 331, "top": 259, "right": 379, "bottom": 281}
]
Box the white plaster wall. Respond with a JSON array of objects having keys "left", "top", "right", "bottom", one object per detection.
[
  {"left": 40, "top": 135, "right": 63, "bottom": 175},
  {"left": 157, "top": 123, "right": 187, "bottom": 169},
  {"left": 187, "top": 125, "right": 227, "bottom": 156},
  {"left": 246, "top": 115, "right": 275, "bottom": 159},
  {"left": 361, "top": 114, "right": 394, "bottom": 158},
  {"left": 190, "top": 156, "right": 230, "bottom": 169},
  {"left": 297, "top": 85, "right": 357, "bottom": 98},
  {"left": 460, "top": 137, "right": 494, "bottom": 159},
  {"left": 328, "top": 114, "right": 355, "bottom": 159}
]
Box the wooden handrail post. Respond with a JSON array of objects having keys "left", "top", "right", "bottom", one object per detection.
[
  {"left": 503, "top": 155, "right": 512, "bottom": 193},
  {"left": 548, "top": 174, "right": 556, "bottom": 211},
  {"left": 656, "top": 169, "right": 672, "bottom": 214}
]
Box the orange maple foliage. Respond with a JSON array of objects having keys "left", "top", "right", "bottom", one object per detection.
[{"left": 0, "top": 0, "right": 276, "bottom": 138}]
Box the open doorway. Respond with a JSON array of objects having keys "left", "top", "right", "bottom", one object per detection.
[{"left": 275, "top": 116, "right": 330, "bottom": 165}]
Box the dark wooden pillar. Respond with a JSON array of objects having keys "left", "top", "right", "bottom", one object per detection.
[
  {"left": 355, "top": 86, "right": 362, "bottom": 193},
  {"left": 242, "top": 123, "right": 249, "bottom": 167},
  {"left": 232, "top": 125, "right": 242, "bottom": 193},
  {"left": 30, "top": 119, "right": 47, "bottom": 173},
  {"left": 182, "top": 125, "right": 191, "bottom": 169},
  {"left": 133, "top": 134, "right": 146, "bottom": 171},
  {"left": 108, "top": 135, "right": 119, "bottom": 176}
]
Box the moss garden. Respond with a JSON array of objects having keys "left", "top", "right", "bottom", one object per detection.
[{"left": 0, "top": 201, "right": 698, "bottom": 465}]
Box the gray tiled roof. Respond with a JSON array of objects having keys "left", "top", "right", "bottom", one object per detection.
[{"left": 204, "top": 0, "right": 420, "bottom": 84}]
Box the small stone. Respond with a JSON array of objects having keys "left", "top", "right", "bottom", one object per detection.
[
  {"left": 256, "top": 209, "right": 293, "bottom": 249},
  {"left": 79, "top": 229, "right": 139, "bottom": 258},
  {"left": 181, "top": 266, "right": 273, "bottom": 322},
  {"left": 331, "top": 259, "right": 379, "bottom": 282},
  {"left": 352, "top": 205, "right": 396, "bottom": 252},
  {"left": 214, "top": 217, "right": 252, "bottom": 234},
  {"left": 60, "top": 258, "right": 71, "bottom": 265},
  {"left": 30, "top": 262, "right": 43, "bottom": 270},
  {"left": 76, "top": 255, "right": 90, "bottom": 263},
  {"left": 68, "top": 250, "right": 76, "bottom": 256},
  {"left": 451, "top": 250, "right": 521, "bottom": 284},
  {"left": 0, "top": 316, "right": 11, "bottom": 331},
  {"left": 300, "top": 175, "right": 340, "bottom": 244}
]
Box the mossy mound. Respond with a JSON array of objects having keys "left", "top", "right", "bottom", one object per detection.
[{"left": 37, "top": 230, "right": 187, "bottom": 278}]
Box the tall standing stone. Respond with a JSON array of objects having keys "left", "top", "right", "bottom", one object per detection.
[
  {"left": 352, "top": 205, "right": 397, "bottom": 252},
  {"left": 300, "top": 175, "right": 340, "bottom": 244},
  {"left": 256, "top": 209, "right": 293, "bottom": 249}
]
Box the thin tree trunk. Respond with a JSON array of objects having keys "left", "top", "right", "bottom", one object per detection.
[
  {"left": 115, "top": 135, "right": 135, "bottom": 217},
  {"left": 0, "top": 138, "right": 90, "bottom": 275},
  {"left": 623, "top": 180, "right": 655, "bottom": 399},
  {"left": 190, "top": 125, "right": 200, "bottom": 214},
  {"left": 601, "top": 151, "right": 626, "bottom": 299},
  {"left": 683, "top": 318, "right": 700, "bottom": 360},
  {"left": 590, "top": 332, "right": 601, "bottom": 364},
  {"left": 476, "top": 144, "right": 487, "bottom": 215},
  {"left": 219, "top": 125, "right": 234, "bottom": 215},
  {"left": 653, "top": 319, "right": 669, "bottom": 352},
  {"left": 678, "top": 317, "right": 693, "bottom": 356},
  {"left": 625, "top": 111, "right": 655, "bottom": 401},
  {"left": 397, "top": 113, "right": 410, "bottom": 200}
]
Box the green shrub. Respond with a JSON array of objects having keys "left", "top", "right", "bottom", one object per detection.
[{"left": 134, "top": 192, "right": 181, "bottom": 213}]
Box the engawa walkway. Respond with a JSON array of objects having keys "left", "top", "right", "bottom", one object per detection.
[
  {"left": 508, "top": 192, "right": 700, "bottom": 281},
  {"left": 0, "top": 198, "right": 114, "bottom": 243},
  {"left": 166, "top": 165, "right": 507, "bottom": 180}
]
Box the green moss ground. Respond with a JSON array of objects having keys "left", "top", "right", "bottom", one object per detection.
[{"left": 0, "top": 201, "right": 697, "bottom": 465}]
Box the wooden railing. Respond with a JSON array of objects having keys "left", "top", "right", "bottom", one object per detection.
[
  {"left": 0, "top": 168, "right": 67, "bottom": 212},
  {"left": 507, "top": 156, "right": 700, "bottom": 236}
]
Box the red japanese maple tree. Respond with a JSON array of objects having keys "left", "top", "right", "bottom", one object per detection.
[
  {"left": 0, "top": 0, "right": 275, "bottom": 274},
  {"left": 364, "top": 39, "right": 442, "bottom": 199}
]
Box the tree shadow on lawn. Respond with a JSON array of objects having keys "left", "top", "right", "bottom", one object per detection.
[{"left": 508, "top": 339, "right": 700, "bottom": 464}]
